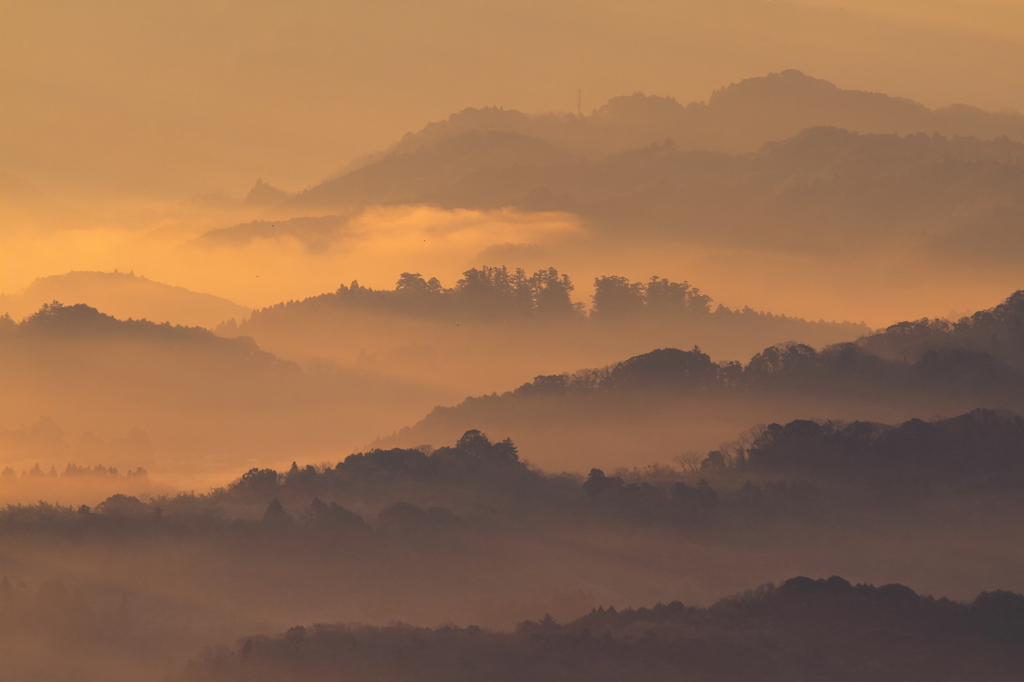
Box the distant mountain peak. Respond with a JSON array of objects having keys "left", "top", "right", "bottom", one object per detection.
[
  {"left": 592, "top": 92, "right": 686, "bottom": 122},
  {"left": 244, "top": 178, "right": 293, "bottom": 206}
]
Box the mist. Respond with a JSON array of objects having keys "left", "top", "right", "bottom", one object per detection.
[{"left": 5, "top": 1, "right": 1024, "bottom": 680}]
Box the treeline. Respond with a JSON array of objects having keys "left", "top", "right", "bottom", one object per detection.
[
  {"left": 488, "top": 339, "right": 1021, "bottom": 401},
  {"left": 0, "top": 430, "right": 572, "bottom": 537},
  {"left": 466, "top": 289, "right": 1024, "bottom": 396},
  {"left": 0, "top": 301, "right": 281, "bottom": 367},
  {"left": 7, "top": 409, "right": 1024, "bottom": 540},
  {"left": 861, "top": 290, "right": 1024, "bottom": 370},
  {"left": 741, "top": 409, "right": 1024, "bottom": 486},
  {"left": 223, "top": 267, "right": 581, "bottom": 326},
  {"left": 223, "top": 266, "right": 863, "bottom": 330},
  {"left": 176, "top": 576, "right": 1024, "bottom": 682},
  {"left": 1, "top": 463, "right": 148, "bottom": 483},
  {"left": 284, "top": 120, "right": 1024, "bottom": 257}
]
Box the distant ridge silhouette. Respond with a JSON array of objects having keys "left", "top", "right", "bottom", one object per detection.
[
  {"left": 298, "top": 70, "right": 1024, "bottom": 188},
  {"left": 244, "top": 178, "right": 293, "bottom": 206},
  {"left": 0, "top": 271, "right": 250, "bottom": 330}
]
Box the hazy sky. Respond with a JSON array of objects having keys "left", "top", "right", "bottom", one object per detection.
[{"left": 3, "top": 0, "right": 1023, "bottom": 198}]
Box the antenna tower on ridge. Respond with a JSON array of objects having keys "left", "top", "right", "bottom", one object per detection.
[{"left": 577, "top": 89, "right": 582, "bottom": 118}]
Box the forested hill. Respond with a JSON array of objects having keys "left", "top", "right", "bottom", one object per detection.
[
  {"left": 212, "top": 267, "right": 869, "bottom": 398},
  {"left": 374, "top": 290, "right": 1024, "bottom": 465},
  {"left": 0, "top": 303, "right": 452, "bottom": 466},
  {"left": 178, "top": 576, "right": 1024, "bottom": 682},
  {"left": 859, "top": 290, "right": 1024, "bottom": 370},
  {"left": 228, "top": 267, "right": 865, "bottom": 326},
  {"left": 383, "top": 342, "right": 1024, "bottom": 450},
  {"left": 284, "top": 126, "right": 1024, "bottom": 255},
  {"left": 0, "top": 301, "right": 279, "bottom": 365},
  {"left": 12, "top": 408, "right": 1024, "bottom": 541},
  {"left": 295, "top": 70, "right": 1024, "bottom": 187},
  {"left": 0, "top": 271, "right": 249, "bottom": 330}
]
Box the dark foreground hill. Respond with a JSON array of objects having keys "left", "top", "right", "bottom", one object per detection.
[
  {"left": 177, "top": 576, "right": 1024, "bottom": 682},
  {"left": 9, "top": 408, "right": 1018, "bottom": 537},
  {"left": 861, "top": 290, "right": 1024, "bottom": 370},
  {"left": 6, "top": 415, "right": 1024, "bottom": 682}
]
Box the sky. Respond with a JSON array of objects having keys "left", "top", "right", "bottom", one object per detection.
[
  {"left": 2, "top": 0, "right": 1023, "bottom": 198},
  {"left": 2, "top": 0, "right": 1024, "bottom": 328}
]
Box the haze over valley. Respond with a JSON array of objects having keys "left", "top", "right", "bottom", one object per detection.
[{"left": 4, "top": 2, "right": 1024, "bottom": 680}]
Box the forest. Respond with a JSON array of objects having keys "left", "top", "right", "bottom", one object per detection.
[
  {"left": 4, "top": 414, "right": 1024, "bottom": 680},
  {"left": 217, "top": 266, "right": 868, "bottom": 398},
  {"left": 5, "top": 7, "right": 1024, "bottom": 679},
  {"left": 176, "top": 576, "right": 1024, "bottom": 682},
  {"left": 375, "top": 288, "right": 1024, "bottom": 467},
  {"left": 6, "top": 407, "right": 1024, "bottom": 539}
]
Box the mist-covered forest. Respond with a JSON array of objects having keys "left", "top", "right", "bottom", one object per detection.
[
  {"left": 176, "top": 576, "right": 1024, "bottom": 682},
  {"left": 286, "top": 124, "right": 1024, "bottom": 254},
  {"left": 217, "top": 266, "right": 867, "bottom": 395},
  {"left": 6, "top": 6, "right": 1024, "bottom": 678},
  {"left": 374, "top": 288, "right": 1024, "bottom": 467},
  {"left": 5, "top": 415, "right": 1024, "bottom": 680}
]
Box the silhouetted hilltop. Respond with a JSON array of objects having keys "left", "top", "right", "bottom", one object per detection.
[
  {"left": 699, "top": 70, "right": 933, "bottom": 151},
  {"left": 744, "top": 409, "right": 1024, "bottom": 486},
  {"left": 335, "top": 70, "right": 1024, "bottom": 169},
  {"left": 243, "top": 178, "right": 293, "bottom": 206},
  {"left": 388, "top": 341, "right": 1024, "bottom": 447},
  {"left": 386, "top": 106, "right": 538, "bottom": 157},
  {"left": 0, "top": 270, "right": 249, "bottom": 329},
  {"left": 860, "top": 290, "right": 1024, "bottom": 370},
  {"left": 373, "top": 290, "right": 1024, "bottom": 466},
  {"left": 287, "top": 124, "right": 1024, "bottom": 259},
  {"left": 231, "top": 266, "right": 582, "bottom": 324},
  {"left": 7, "top": 422, "right": 1024, "bottom": 681},
  {"left": 227, "top": 267, "right": 864, "bottom": 339},
  {"left": 1, "top": 301, "right": 271, "bottom": 357},
  {"left": 934, "top": 103, "right": 1024, "bottom": 146},
  {"left": 7, "top": 406, "right": 1012, "bottom": 537},
  {"left": 295, "top": 130, "right": 575, "bottom": 209},
  {"left": 217, "top": 267, "right": 866, "bottom": 398},
  {"left": 177, "top": 576, "right": 1024, "bottom": 682},
  {"left": 0, "top": 302, "right": 451, "bottom": 466},
  {"left": 189, "top": 214, "right": 352, "bottom": 250}
]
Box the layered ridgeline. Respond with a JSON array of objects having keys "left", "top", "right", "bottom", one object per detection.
[
  {"left": 410, "top": 69, "right": 1024, "bottom": 155},
  {"left": 0, "top": 302, "right": 455, "bottom": 473},
  {"left": 296, "top": 70, "right": 1024, "bottom": 198},
  {"left": 217, "top": 126, "right": 1024, "bottom": 264},
  {"left": 376, "top": 290, "right": 1024, "bottom": 470},
  {"left": 24, "top": 409, "right": 1024, "bottom": 534},
  {"left": 6, "top": 416, "right": 1024, "bottom": 681},
  {"left": 199, "top": 73, "right": 1024, "bottom": 276},
  {"left": 217, "top": 267, "right": 867, "bottom": 395},
  {"left": 0, "top": 271, "right": 250, "bottom": 330},
  {"left": 178, "top": 577, "right": 1024, "bottom": 682}
]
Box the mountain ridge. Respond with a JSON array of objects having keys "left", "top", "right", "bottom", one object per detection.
[
  {"left": 290, "top": 69, "right": 1024, "bottom": 209},
  {"left": 0, "top": 270, "right": 250, "bottom": 330}
]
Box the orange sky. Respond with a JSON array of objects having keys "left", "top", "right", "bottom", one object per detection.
[
  {"left": 2, "top": 0, "right": 1023, "bottom": 328},
  {"left": 2, "top": 0, "right": 1023, "bottom": 197}
]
